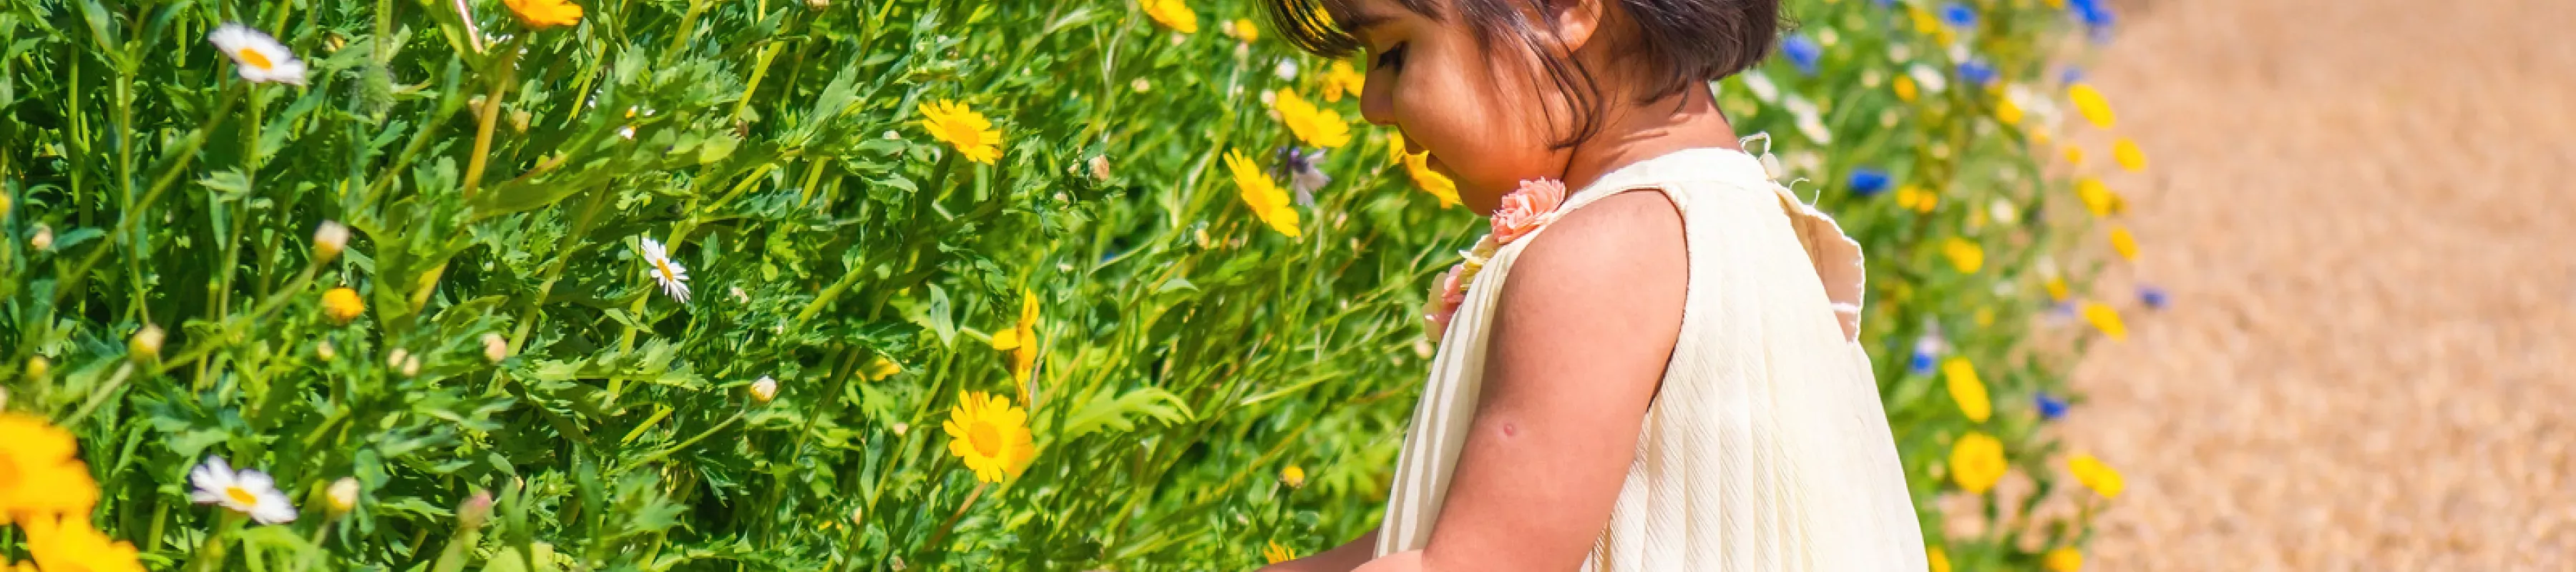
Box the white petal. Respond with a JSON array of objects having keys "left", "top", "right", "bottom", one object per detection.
[
  {"left": 189, "top": 490, "right": 224, "bottom": 504},
  {"left": 250, "top": 492, "right": 300, "bottom": 524},
  {"left": 236, "top": 469, "right": 275, "bottom": 490},
  {"left": 640, "top": 237, "right": 666, "bottom": 260}
]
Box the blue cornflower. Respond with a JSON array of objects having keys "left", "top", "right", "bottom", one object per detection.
[
  {"left": 2061, "top": 66, "right": 2087, "bottom": 85},
  {"left": 2035, "top": 391, "right": 2069, "bottom": 420},
  {"left": 2069, "top": 0, "right": 2117, "bottom": 28},
  {"left": 2140, "top": 285, "right": 2170, "bottom": 310},
  {"left": 1957, "top": 59, "right": 1997, "bottom": 86},
  {"left": 1938, "top": 2, "right": 1977, "bottom": 29},
  {"left": 1848, "top": 168, "right": 1892, "bottom": 197},
  {"left": 1781, "top": 34, "right": 1822, "bottom": 76},
  {"left": 1908, "top": 335, "right": 1941, "bottom": 375},
  {"left": 1272, "top": 146, "right": 1330, "bottom": 207}
]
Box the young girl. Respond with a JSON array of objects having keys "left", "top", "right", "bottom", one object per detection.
[{"left": 1257, "top": 0, "right": 1927, "bottom": 570}]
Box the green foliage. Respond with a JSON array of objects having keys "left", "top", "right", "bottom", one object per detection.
[{"left": 0, "top": 0, "right": 2119, "bottom": 570}]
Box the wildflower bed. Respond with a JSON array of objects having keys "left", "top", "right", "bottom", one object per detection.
[{"left": 0, "top": 0, "right": 2147, "bottom": 570}]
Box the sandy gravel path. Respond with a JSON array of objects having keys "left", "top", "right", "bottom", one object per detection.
[{"left": 2061, "top": 0, "right": 2576, "bottom": 569}]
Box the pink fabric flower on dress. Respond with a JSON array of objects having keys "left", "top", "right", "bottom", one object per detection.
[
  {"left": 1423, "top": 262, "right": 1468, "bottom": 340},
  {"left": 1490, "top": 178, "right": 1568, "bottom": 245}
]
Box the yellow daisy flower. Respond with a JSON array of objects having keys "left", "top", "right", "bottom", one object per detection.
[
  {"left": 1893, "top": 75, "right": 1918, "bottom": 103},
  {"left": 2062, "top": 144, "right": 2085, "bottom": 165},
  {"left": 1894, "top": 185, "right": 1938, "bottom": 212},
  {"left": 1943, "top": 237, "right": 1984, "bottom": 274},
  {"left": 1402, "top": 151, "right": 1460, "bottom": 208},
  {"left": 2112, "top": 137, "right": 2147, "bottom": 172},
  {"left": 1272, "top": 89, "right": 1352, "bottom": 148},
  {"left": 1994, "top": 97, "right": 2024, "bottom": 126},
  {"left": 2081, "top": 302, "right": 2129, "bottom": 341},
  {"left": 2068, "top": 83, "right": 2116, "bottom": 129},
  {"left": 2043, "top": 546, "right": 2084, "bottom": 571},
  {"left": 1263, "top": 541, "right": 1297, "bottom": 564},
  {"left": 919, "top": 99, "right": 1004, "bottom": 164},
  {"left": 1942, "top": 357, "right": 1991, "bottom": 423},
  {"left": 987, "top": 290, "right": 1042, "bottom": 392},
  {"left": 2044, "top": 276, "right": 2070, "bottom": 302},
  {"left": 943, "top": 391, "right": 1038, "bottom": 483},
  {"left": 2074, "top": 177, "right": 2124, "bottom": 217},
  {"left": 23, "top": 515, "right": 144, "bottom": 572},
  {"left": 1321, "top": 61, "right": 1365, "bottom": 102},
  {"left": 1141, "top": 0, "right": 1198, "bottom": 34},
  {"left": 864, "top": 356, "right": 905, "bottom": 380},
  {"left": 0, "top": 414, "right": 100, "bottom": 523},
  {"left": 1280, "top": 465, "right": 1307, "bottom": 488},
  {"left": 502, "top": 0, "right": 584, "bottom": 29},
  {"left": 321, "top": 287, "right": 366, "bottom": 324},
  {"left": 2108, "top": 225, "right": 2140, "bottom": 261},
  {"left": 1948, "top": 431, "right": 2006, "bottom": 495},
  {"left": 2068, "top": 453, "right": 2127, "bottom": 498},
  {"left": 1224, "top": 150, "right": 1302, "bottom": 237},
  {"left": 1229, "top": 18, "right": 1260, "bottom": 42}
]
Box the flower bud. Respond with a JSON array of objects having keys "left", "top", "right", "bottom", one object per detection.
[
  {"left": 316, "top": 340, "right": 336, "bottom": 362},
  {"left": 321, "top": 287, "right": 365, "bottom": 324},
  {"left": 482, "top": 333, "right": 509, "bottom": 363},
  {"left": 1088, "top": 155, "right": 1112, "bottom": 182},
  {"left": 313, "top": 220, "right": 349, "bottom": 262},
  {"left": 1280, "top": 465, "right": 1307, "bottom": 488},
  {"left": 30, "top": 224, "right": 52, "bottom": 251},
  {"left": 457, "top": 490, "right": 493, "bottom": 530},
  {"left": 401, "top": 355, "right": 422, "bottom": 377},
  {"left": 749, "top": 375, "right": 779, "bottom": 403},
  {"left": 129, "top": 324, "right": 165, "bottom": 361},
  {"left": 327, "top": 478, "right": 361, "bottom": 513},
  {"left": 387, "top": 347, "right": 409, "bottom": 370},
  {"left": 26, "top": 355, "right": 49, "bottom": 380},
  {"left": 890, "top": 423, "right": 909, "bottom": 437},
  {"left": 804, "top": 0, "right": 828, "bottom": 9}
]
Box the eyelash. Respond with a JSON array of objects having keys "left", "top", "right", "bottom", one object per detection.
[{"left": 1374, "top": 42, "right": 1408, "bottom": 72}]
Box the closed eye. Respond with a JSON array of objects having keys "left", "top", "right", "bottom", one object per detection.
[{"left": 1374, "top": 41, "right": 1408, "bottom": 72}]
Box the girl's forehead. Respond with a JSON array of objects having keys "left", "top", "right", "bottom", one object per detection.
[{"left": 1338, "top": 0, "right": 1446, "bottom": 29}]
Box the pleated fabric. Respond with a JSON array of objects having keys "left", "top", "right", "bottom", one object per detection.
[{"left": 1374, "top": 147, "right": 1927, "bottom": 571}]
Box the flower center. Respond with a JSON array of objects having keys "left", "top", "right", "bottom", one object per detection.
[
  {"left": 238, "top": 48, "right": 275, "bottom": 72},
  {"left": 967, "top": 421, "right": 1003, "bottom": 458},
  {"left": 938, "top": 120, "right": 981, "bottom": 147},
  {"left": 653, "top": 258, "right": 677, "bottom": 282},
  {"left": 225, "top": 485, "right": 260, "bottom": 506}
]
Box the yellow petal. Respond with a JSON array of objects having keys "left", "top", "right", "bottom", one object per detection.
[
  {"left": 2112, "top": 137, "right": 2147, "bottom": 172},
  {"left": 2082, "top": 302, "right": 2129, "bottom": 341},
  {"left": 1943, "top": 237, "right": 1985, "bottom": 274},
  {"left": 990, "top": 328, "right": 1022, "bottom": 351},
  {"left": 2109, "top": 225, "right": 2140, "bottom": 261},
  {"left": 2069, "top": 83, "right": 2117, "bottom": 129},
  {"left": 1942, "top": 358, "right": 1992, "bottom": 423}
]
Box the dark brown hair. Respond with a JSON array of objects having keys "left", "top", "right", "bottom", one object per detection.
[{"left": 1264, "top": 0, "right": 1782, "bottom": 148}]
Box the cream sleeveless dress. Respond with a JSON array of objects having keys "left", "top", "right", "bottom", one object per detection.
[{"left": 1373, "top": 147, "right": 1928, "bottom": 570}]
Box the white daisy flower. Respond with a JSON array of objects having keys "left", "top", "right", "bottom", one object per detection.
[
  {"left": 1739, "top": 71, "right": 1779, "bottom": 104},
  {"left": 188, "top": 456, "right": 298, "bottom": 524},
  {"left": 640, "top": 237, "right": 691, "bottom": 302},
  {"left": 207, "top": 24, "right": 308, "bottom": 86}
]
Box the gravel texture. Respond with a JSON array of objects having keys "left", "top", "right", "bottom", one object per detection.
[{"left": 2061, "top": 0, "right": 2576, "bottom": 569}]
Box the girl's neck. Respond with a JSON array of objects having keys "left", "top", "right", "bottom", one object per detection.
[{"left": 1558, "top": 84, "right": 1740, "bottom": 193}]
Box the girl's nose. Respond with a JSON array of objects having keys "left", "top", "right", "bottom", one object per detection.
[{"left": 1360, "top": 71, "right": 1396, "bottom": 127}]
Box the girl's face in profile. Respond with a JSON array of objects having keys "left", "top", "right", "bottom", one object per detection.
[{"left": 1347, "top": 0, "right": 1590, "bottom": 214}]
